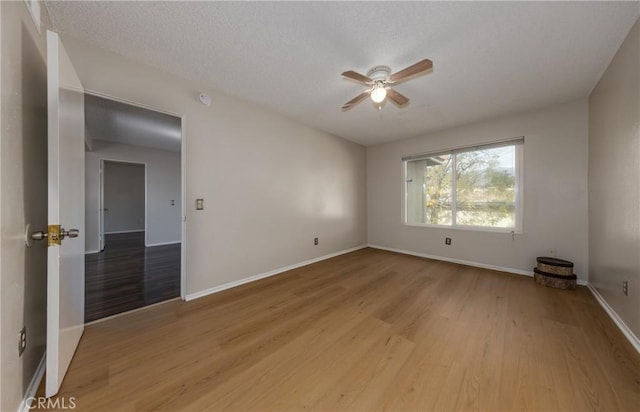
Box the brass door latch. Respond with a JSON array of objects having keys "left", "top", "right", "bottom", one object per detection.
[{"left": 31, "top": 225, "right": 79, "bottom": 246}]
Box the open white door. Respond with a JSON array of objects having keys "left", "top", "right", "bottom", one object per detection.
[{"left": 46, "top": 30, "right": 85, "bottom": 398}]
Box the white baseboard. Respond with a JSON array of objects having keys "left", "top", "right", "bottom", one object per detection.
[
  {"left": 587, "top": 284, "right": 640, "bottom": 355},
  {"left": 146, "top": 241, "right": 181, "bottom": 247},
  {"left": 185, "top": 245, "right": 368, "bottom": 301},
  {"left": 18, "top": 353, "right": 46, "bottom": 412},
  {"left": 367, "top": 244, "right": 588, "bottom": 286},
  {"left": 84, "top": 249, "right": 100, "bottom": 255},
  {"left": 104, "top": 230, "right": 144, "bottom": 234}
]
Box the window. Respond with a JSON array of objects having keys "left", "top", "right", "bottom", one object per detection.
[{"left": 403, "top": 138, "right": 522, "bottom": 231}]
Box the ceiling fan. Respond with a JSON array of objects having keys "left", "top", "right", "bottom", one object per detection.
[{"left": 341, "top": 59, "right": 433, "bottom": 110}]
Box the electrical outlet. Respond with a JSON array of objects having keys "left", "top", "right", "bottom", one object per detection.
[
  {"left": 445, "top": 237, "right": 452, "bottom": 245},
  {"left": 623, "top": 280, "right": 629, "bottom": 296},
  {"left": 18, "top": 327, "right": 26, "bottom": 357},
  {"left": 314, "top": 237, "right": 319, "bottom": 246}
]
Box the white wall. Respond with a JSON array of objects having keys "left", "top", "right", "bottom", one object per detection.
[
  {"left": 368, "top": 99, "right": 589, "bottom": 280},
  {"left": 64, "top": 36, "right": 368, "bottom": 295},
  {"left": 85, "top": 140, "right": 181, "bottom": 251},
  {"left": 588, "top": 19, "right": 639, "bottom": 338},
  {"left": 0, "top": 2, "right": 3, "bottom": 406},
  {"left": 1, "top": 2, "right": 49, "bottom": 410},
  {"left": 103, "top": 161, "right": 145, "bottom": 234}
]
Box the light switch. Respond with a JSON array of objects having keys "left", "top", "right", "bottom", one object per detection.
[{"left": 195, "top": 198, "right": 204, "bottom": 210}]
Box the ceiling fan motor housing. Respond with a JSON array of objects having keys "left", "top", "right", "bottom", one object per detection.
[{"left": 366, "top": 65, "right": 391, "bottom": 82}]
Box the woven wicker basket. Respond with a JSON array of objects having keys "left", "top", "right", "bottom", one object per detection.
[
  {"left": 534, "top": 257, "right": 576, "bottom": 290},
  {"left": 536, "top": 257, "right": 573, "bottom": 275}
]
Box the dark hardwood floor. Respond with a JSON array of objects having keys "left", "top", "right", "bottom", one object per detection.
[{"left": 85, "top": 232, "right": 180, "bottom": 322}]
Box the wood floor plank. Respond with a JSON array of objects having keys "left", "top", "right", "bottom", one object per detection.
[
  {"left": 85, "top": 232, "right": 180, "bottom": 322},
  {"left": 238, "top": 316, "right": 395, "bottom": 411},
  {"left": 310, "top": 332, "right": 414, "bottom": 411},
  {"left": 377, "top": 314, "right": 455, "bottom": 411},
  {"left": 185, "top": 308, "right": 372, "bottom": 411},
  {"left": 38, "top": 248, "right": 640, "bottom": 411}
]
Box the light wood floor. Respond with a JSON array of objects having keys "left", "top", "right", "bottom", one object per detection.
[{"left": 41, "top": 248, "right": 640, "bottom": 411}]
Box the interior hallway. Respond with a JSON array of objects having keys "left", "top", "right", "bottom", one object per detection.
[{"left": 84, "top": 232, "right": 180, "bottom": 322}]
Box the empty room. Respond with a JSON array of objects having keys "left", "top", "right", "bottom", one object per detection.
[{"left": 1, "top": 1, "right": 639, "bottom": 411}]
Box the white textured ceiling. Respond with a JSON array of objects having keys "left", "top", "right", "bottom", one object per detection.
[
  {"left": 47, "top": 1, "right": 639, "bottom": 146},
  {"left": 85, "top": 94, "right": 181, "bottom": 152}
]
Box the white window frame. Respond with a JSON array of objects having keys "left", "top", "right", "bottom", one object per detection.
[{"left": 402, "top": 137, "right": 524, "bottom": 233}]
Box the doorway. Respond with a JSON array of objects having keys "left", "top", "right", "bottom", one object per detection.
[
  {"left": 84, "top": 93, "right": 184, "bottom": 322},
  {"left": 101, "top": 160, "right": 146, "bottom": 246}
]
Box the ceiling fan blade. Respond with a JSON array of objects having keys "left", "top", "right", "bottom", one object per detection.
[
  {"left": 341, "top": 70, "right": 374, "bottom": 85},
  {"left": 389, "top": 59, "right": 433, "bottom": 83},
  {"left": 342, "top": 92, "right": 369, "bottom": 110},
  {"left": 387, "top": 88, "right": 410, "bottom": 107}
]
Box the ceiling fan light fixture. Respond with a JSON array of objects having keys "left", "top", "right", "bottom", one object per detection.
[
  {"left": 341, "top": 59, "right": 432, "bottom": 110},
  {"left": 370, "top": 85, "right": 387, "bottom": 103}
]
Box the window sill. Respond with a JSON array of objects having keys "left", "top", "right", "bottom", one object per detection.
[{"left": 403, "top": 222, "right": 522, "bottom": 234}]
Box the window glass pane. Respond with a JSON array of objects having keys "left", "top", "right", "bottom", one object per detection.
[
  {"left": 455, "top": 146, "right": 516, "bottom": 228},
  {"left": 406, "top": 155, "right": 453, "bottom": 225}
]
